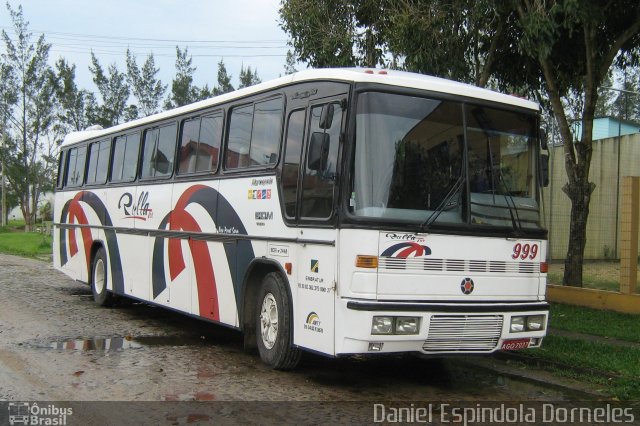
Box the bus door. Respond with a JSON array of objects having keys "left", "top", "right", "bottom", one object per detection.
[{"left": 294, "top": 98, "right": 345, "bottom": 354}]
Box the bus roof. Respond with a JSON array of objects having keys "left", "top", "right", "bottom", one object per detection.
[{"left": 61, "top": 68, "right": 539, "bottom": 147}]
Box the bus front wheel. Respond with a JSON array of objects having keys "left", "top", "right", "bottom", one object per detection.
[
  {"left": 256, "top": 272, "right": 301, "bottom": 370},
  {"left": 91, "top": 247, "right": 114, "bottom": 307}
]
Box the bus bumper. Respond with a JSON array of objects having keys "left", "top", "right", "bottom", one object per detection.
[{"left": 335, "top": 300, "right": 549, "bottom": 356}]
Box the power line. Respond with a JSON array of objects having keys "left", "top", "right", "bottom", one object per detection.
[
  {"left": 0, "top": 27, "right": 287, "bottom": 44},
  {"left": 49, "top": 48, "right": 288, "bottom": 58}
]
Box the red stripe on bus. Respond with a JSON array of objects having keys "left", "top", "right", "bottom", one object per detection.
[
  {"left": 166, "top": 186, "right": 220, "bottom": 321},
  {"left": 68, "top": 198, "right": 94, "bottom": 272}
]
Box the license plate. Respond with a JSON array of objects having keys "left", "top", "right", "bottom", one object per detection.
[{"left": 501, "top": 338, "right": 530, "bottom": 351}]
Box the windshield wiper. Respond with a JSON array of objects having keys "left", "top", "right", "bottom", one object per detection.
[
  {"left": 420, "top": 174, "right": 465, "bottom": 230},
  {"left": 496, "top": 170, "right": 523, "bottom": 232},
  {"left": 485, "top": 135, "right": 522, "bottom": 232}
]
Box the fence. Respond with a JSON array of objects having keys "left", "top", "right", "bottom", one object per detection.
[
  {"left": 543, "top": 133, "right": 640, "bottom": 302},
  {"left": 546, "top": 176, "right": 640, "bottom": 313},
  {"left": 544, "top": 132, "right": 640, "bottom": 260}
]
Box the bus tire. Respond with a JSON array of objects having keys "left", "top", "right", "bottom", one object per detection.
[
  {"left": 256, "top": 272, "right": 301, "bottom": 370},
  {"left": 91, "top": 247, "right": 114, "bottom": 307}
]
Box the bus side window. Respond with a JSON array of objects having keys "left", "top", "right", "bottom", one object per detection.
[
  {"left": 282, "top": 109, "right": 306, "bottom": 219},
  {"left": 300, "top": 102, "right": 342, "bottom": 219},
  {"left": 65, "top": 145, "right": 87, "bottom": 188},
  {"left": 198, "top": 115, "right": 222, "bottom": 172},
  {"left": 250, "top": 97, "right": 283, "bottom": 167},
  {"left": 56, "top": 150, "right": 67, "bottom": 189},
  {"left": 225, "top": 97, "right": 283, "bottom": 170},
  {"left": 178, "top": 114, "right": 222, "bottom": 175},
  {"left": 178, "top": 118, "right": 200, "bottom": 174},
  {"left": 86, "top": 139, "right": 110, "bottom": 185},
  {"left": 111, "top": 132, "right": 140, "bottom": 182},
  {"left": 226, "top": 104, "right": 253, "bottom": 169},
  {"left": 141, "top": 124, "right": 176, "bottom": 178}
]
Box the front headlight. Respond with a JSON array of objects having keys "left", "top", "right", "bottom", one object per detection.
[
  {"left": 526, "top": 315, "right": 545, "bottom": 331},
  {"left": 510, "top": 316, "right": 525, "bottom": 332},
  {"left": 395, "top": 317, "right": 420, "bottom": 335},
  {"left": 372, "top": 316, "right": 393, "bottom": 334}
]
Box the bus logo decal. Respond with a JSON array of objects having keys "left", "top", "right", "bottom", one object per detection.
[
  {"left": 304, "top": 312, "right": 323, "bottom": 333},
  {"left": 461, "top": 278, "right": 475, "bottom": 295},
  {"left": 118, "top": 191, "right": 153, "bottom": 220},
  {"left": 248, "top": 189, "right": 271, "bottom": 200},
  {"left": 310, "top": 259, "right": 319, "bottom": 273},
  {"left": 380, "top": 242, "right": 432, "bottom": 258}
]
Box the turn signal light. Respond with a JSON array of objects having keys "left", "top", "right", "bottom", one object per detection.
[
  {"left": 540, "top": 262, "right": 548, "bottom": 273},
  {"left": 356, "top": 255, "right": 378, "bottom": 269}
]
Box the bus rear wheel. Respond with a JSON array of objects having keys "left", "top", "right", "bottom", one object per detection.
[
  {"left": 91, "top": 247, "right": 114, "bottom": 307},
  {"left": 256, "top": 272, "right": 301, "bottom": 370}
]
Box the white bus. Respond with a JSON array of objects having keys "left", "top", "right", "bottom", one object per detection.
[{"left": 54, "top": 69, "right": 549, "bottom": 369}]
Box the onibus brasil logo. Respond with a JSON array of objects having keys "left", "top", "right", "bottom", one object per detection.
[{"left": 8, "top": 402, "right": 73, "bottom": 425}]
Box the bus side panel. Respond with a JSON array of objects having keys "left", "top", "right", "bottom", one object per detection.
[
  {"left": 169, "top": 180, "right": 238, "bottom": 326},
  {"left": 216, "top": 177, "right": 273, "bottom": 325},
  {"left": 137, "top": 182, "right": 175, "bottom": 307},
  {"left": 105, "top": 185, "right": 151, "bottom": 300},
  {"left": 293, "top": 228, "right": 337, "bottom": 356},
  {"left": 53, "top": 190, "right": 79, "bottom": 279},
  {"left": 54, "top": 189, "right": 106, "bottom": 285}
]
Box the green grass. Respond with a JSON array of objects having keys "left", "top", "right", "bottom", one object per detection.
[
  {"left": 0, "top": 231, "right": 52, "bottom": 257},
  {"left": 526, "top": 335, "right": 640, "bottom": 399},
  {"left": 520, "top": 303, "right": 640, "bottom": 399},
  {"left": 550, "top": 303, "right": 640, "bottom": 342}
]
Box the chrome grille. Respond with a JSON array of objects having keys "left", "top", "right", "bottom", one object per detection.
[
  {"left": 423, "top": 314, "right": 504, "bottom": 352},
  {"left": 377, "top": 258, "right": 538, "bottom": 274}
]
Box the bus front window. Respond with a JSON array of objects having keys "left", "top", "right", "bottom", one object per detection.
[
  {"left": 352, "top": 91, "right": 542, "bottom": 231},
  {"left": 352, "top": 92, "right": 465, "bottom": 225}
]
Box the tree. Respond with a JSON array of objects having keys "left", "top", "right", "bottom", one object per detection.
[
  {"left": 0, "top": 3, "right": 58, "bottom": 231},
  {"left": 165, "top": 47, "right": 200, "bottom": 109},
  {"left": 279, "top": 0, "right": 387, "bottom": 67},
  {"left": 238, "top": 64, "right": 261, "bottom": 89},
  {"left": 89, "top": 52, "right": 130, "bottom": 127},
  {"left": 0, "top": 60, "right": 17, "bottom": 226},
  {"left": 197, "top": 84, "right": 213, "bottom": 101},
  {"left": 513, "top": 1, "right": 640, "bottom": 285},
  {"left": 213, "top": 59, "right": 234, "bottom": 95},
  {"left": 53, "top": 58, "right": 95, "bottom": 132},
  {"left": 280, "top": 0, "right": 640, "bottom": 285},
  {"left": 283, "top": 50, "right": 298, "bottom": 75},
  {"left": 126, "top": 49, "right": 166, "bottom": 117}
]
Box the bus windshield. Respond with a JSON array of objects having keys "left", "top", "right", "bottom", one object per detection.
[{"left": 351, "top": 91, "right": 542, "bottom": 231}]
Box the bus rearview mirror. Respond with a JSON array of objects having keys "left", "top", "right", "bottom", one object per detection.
[
  {"left": 308, "top": 132, "right": 330, "bottom": 171},
  {"left": 319, "top": 104, "right": 334, "bottom": 130}
]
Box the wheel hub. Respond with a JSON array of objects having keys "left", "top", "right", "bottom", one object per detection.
[{"left": 260, "top": 293, "right": 278, "bottom": 349}]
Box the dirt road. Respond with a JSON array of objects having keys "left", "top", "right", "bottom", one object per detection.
[{"left": 0, "top": 254, "right": 612, "bottom": 425}]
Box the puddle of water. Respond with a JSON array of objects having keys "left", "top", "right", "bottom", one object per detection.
[
  {"left": 50, "top": 337, "right": 142, "bottom": 352},
  {"left": 164, "top": 392, "right": 216, "bottom": 402},
  {"left": 49, "top": 335, "right": 211, "bottom": 353}
]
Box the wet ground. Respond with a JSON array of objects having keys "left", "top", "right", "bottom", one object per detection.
[{"left": 0, "top": 254, "right": 623, "bottom": 425}]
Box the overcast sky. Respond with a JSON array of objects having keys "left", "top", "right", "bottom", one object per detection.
[{"left": 0, "top": 0, "right": 294, "bottom": 95}]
